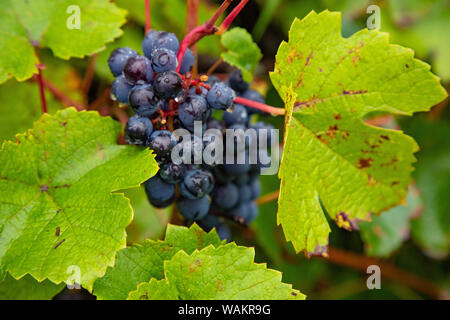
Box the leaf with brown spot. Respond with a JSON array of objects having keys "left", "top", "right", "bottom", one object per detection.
[{"left": 271, "top": 11, "right": 447, "bottom": 254}]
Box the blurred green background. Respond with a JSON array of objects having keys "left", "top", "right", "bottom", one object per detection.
[{"left": 0, "top": 0, "right": 448, "bottom": 300}]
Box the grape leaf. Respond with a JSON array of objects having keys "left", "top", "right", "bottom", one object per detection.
[
  {"left": 359, "top": 187, "right": 422, "bottom": 257},
  {"left": 0, "top": 80, "right": 61, "bottom": 142},
  {"left": 0, "top": 108, "right": 158, "bottom": 290},
  {"left": 93, "top": 224, "right": 224, "bottom": 300},
  {"left": 130, "top": 243, "right": 304, "bottom": 300},
  {"left": 221, "top": 28, "right": 262, "bottom": 82},
  {"left": 0, "top": 272, "right": 64, "bottom": 300},
  {"left": 270, "top": 11, "right": 448, "bottom": 254},
  {"left": 127, "top": 279, "right": 178, "bottom": 300},
  {"left": 0, "top": 0, "right": 126, "bottom": 84}
]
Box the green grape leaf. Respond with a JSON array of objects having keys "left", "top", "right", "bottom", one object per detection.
[
  {"left": 359, "top": 187, "right": 422, "bottom": 257},
  {"left": 0, "top": 272, "right": 64, "bottom": 300},
  {"left": 270, "top": 11, "right": 448, "bottom": 254},
  {"left": 152, "top": 243, "right": 304, "bottom": 300},
  {"left": 0, "top": 0, "right": 126, "bottom": 84},
  {"left": 221, "top": 28, "right": 263, "bottom": 82},
  {"left": 93, "top": 224, "right": 224, "bottom": 300},
  {"left": 0, "top": 80, "right": 61, "bottom": 142},
  {"left": 0, "top": 108, "right": 158, "bottom": 290},
  {"left": 127, "top": 279, "right": 178, "bottom": 300}
]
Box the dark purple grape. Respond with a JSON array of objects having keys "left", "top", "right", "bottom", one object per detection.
[
  {"left": 123, "top": 56, "right": 154, "bottom": 85},
  {"left": 147, "top": 130, "right": 178, "bottom": 158},
  {"left": 206, "top": 82, "right": 235, "bottom": 110},
  {"left": 213, "top": 182, "right": 239, "bottom": 210},
  {"left": 159, "top": 162, "right": 186, "bottom": 184},
  {"left": 180, "top": 49, "right": 195, "bottom": 74},
  {"left": 228, "top": 69, "right": 249, "bottom": 93},
  {"left": 144, "top": 175, "right": 175, "bottom": 208},
  {"left": 178, "top": 96, "right": 209, "bottom": 132},
  {"left": 128, "top": 84, "right": 160, "bottom": 117},
  {"left": 153, "top": 71, "right": 183, "bottom": 100},
  {"left": 151, "top": 48, "right": 178, "bottom": 73},
  {"left": 177, "top": 196, "right": 211, "bottom": 220},
  {"left": 125, "top": 115, "right": 153, "bottom": 145},
  {"left": 111, "top": 75, "right": 133, "bottom": 103}
]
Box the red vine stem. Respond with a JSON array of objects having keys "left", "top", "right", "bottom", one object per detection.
[
  {"left": 145, "top": 0, "right": 151, "bottom": 33},
  {"left": 41, "top": 76, "right": 85, "bottom": 111},
  {"left": 217, "top": 0, "right": 249, "bottom": 34},
  {"left": 36, "top": 65, "right": 48, "bottom": 114},
  {"left": 186, "top": 0, "right": 200, "bottom": 76},
  {"left": 176, "top": 0, "right": 240, "bottom": 72},
  {"left": 234, "top": 96, "right": 285, "bottom": 115}
]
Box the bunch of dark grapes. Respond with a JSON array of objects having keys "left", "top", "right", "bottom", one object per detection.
[{"left": 108, "top": 30, "right": 274, "bottom": 241}]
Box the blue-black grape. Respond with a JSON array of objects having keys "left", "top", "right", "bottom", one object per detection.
[
  {"left": 223, "top": 104, "right": 248, "bottom": 126},
  {"left": 228, "top": 69, "right": 249, "bottom": 93},
  {"left": 227, "top": 202, "right": 249, "bottom": 224},
  {"left": 246, "top": 202, "right": 258, "bottom": 223},
  {"left": 178, "top": 95, "right": 209, "bottom": 132},
  {"left": 108, "top": 47, "right": 138, "bottom": 77},
  {"left": 249, "top": 178, "right": 261, "bottom": 200},
  {"left": 128, "top": 84, "right": 160, "bottom": 117},
  {"left": 142, "top": 30, "right": 160, "bottom": 59},
  {"left": 144, "top": 175, "right": 175, "bottom": 208},
  {"left": 213, "top": 182, "right": 239, "bottom": 210},
  {"left": 159, "top": 162, "right": 186, "bottom": 184},
  {"left": 125, "top": 115, "right": 153, "bottom": 145},
  {"left": 179, "top": 169, "right": 214, "bottom": 199},
  {"left": 147, "top": 130, "right": 178, "bottom": 158},
  {"left": 206, "top": 118, "right": 223, "bottom": 132},
  {"left": 111, "top": 75, "right": 133, "bottom": 103},
  {"left": 153, "top": 31, "right": 180, "bottom": 53},
  {"left": 123, "top": 56, "right": 154, "bottom": 85},
  {"left": 153, "top": 71, "right": 183, "bottom": 100},
  {"left": 151, "top": 48, "right": 178, "bottom": 73},
  {"left": 180, "top": 49, "right": 195, "bottom": 75},
  {"left": 177, "top": 196, "right": 211, "bottom": 220},
  {"left": 238, "top": 184, "right": 252, "bottom": 203},
  {"left": 206, "top": 82, "right": 235, "bottom": 110},
  {"left": 205, "top": 75, "right": 220, "bottom": 86}
]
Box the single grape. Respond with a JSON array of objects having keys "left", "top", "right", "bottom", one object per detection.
[
  {"left": 246, "top": 202, "right": 259, "bottom": 223},
  {"left": 128, "top": 84, "right": 160, "bottom": 117},
  {"left": 197, "top": 215, "right": 221, "bottom": 231},
  {"left": 142, "top": 30, "right": 160, "bottom": 59},
  {"left": 180, "top": 49, "right": 195, "bottom": 74},
  {"left": 125, "top": 115, "right": 153, "bottom": 145},
  {"left": 213, "top": 182, "right": 239, "bottom": 210},
  {"left": 108, "top": 47, "right": 138, "bottom": 77},
  {"left": 147, "top": 130, "right": 178, "bottom": 158},
  {"left": 215, "top": 223, "right": 231, "bottom": 242},
  {"left": 144, "top": 175, "right": 175, "bottom": 208},
  {"left": 153, "top": 71, "right": 183, "bottom": 100},
  {"left": 178, "top": 95, "right": 209, "bottom": 132},
  {"left": 206, "top": 82, "right": 235, "bottom": 110},
  {"left": 159, "top": 162, "right": 186, "bottom": 184},
  {"left": 151, "top": 48, "right": 178, "bottom": 73},
  {"left": 179, "top": 168, "right": 214, "bottom": 199},
  {"left": 223, "top": 104, "right": 248, "bottom": 126},
  {"left": 249, "top": 178, "right": 261, "bottom": 201},
  {"left": 228, "top": 69, "right": 249, "bottom": 93},
  {"left": 153, "top": 31, "right": 180, "bottom": 53},
  {"left": 123, "top": 56, "right": 154, "bottom": 85},
  {"left": 111, "top": 75, "right": 133, "bottom": 104},
  {"left": 177, "top": 196, "right": 211, "bottom": 220},
  {"left": 227, "top": 202, "right": 250, "bottom": 224},
  {"left": 238, "top": 184, "right": 252, "bottom": 203}
]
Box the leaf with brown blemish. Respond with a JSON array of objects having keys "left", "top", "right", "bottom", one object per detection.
[
  {"left": 0, "top": 108, "right": 158, "bottom": 290},
  {"left": 271, "top": 11, "right": 448, "bottom": 254}
]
